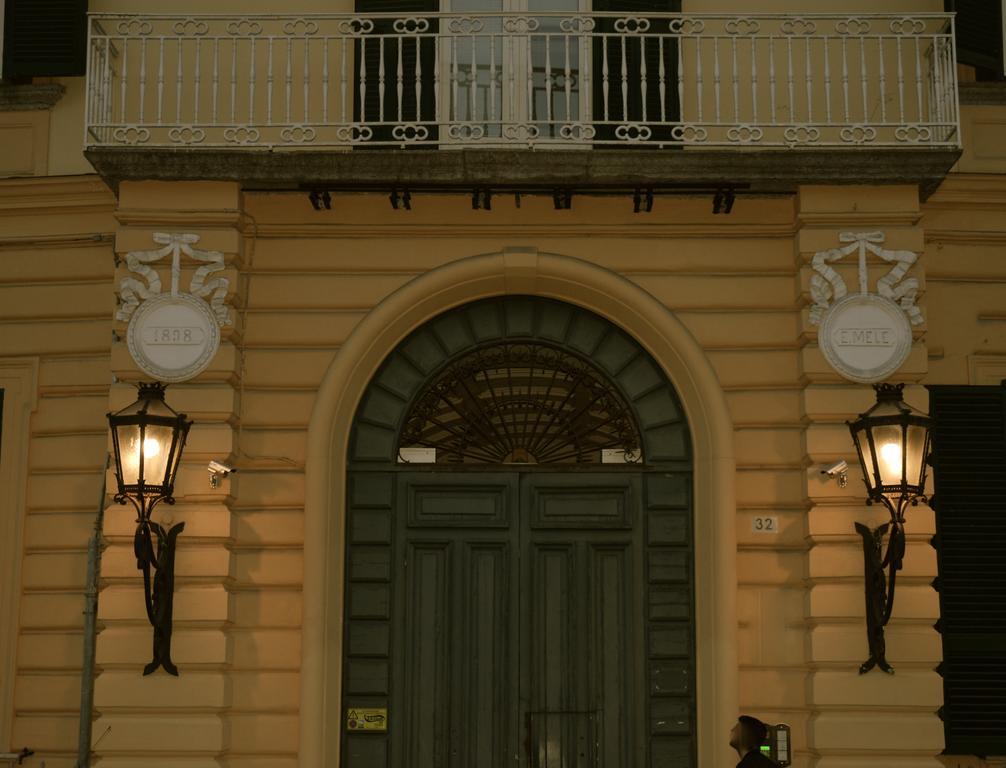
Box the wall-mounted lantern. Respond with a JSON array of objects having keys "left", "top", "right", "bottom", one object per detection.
[
  {"left": 848, "top": 383, "right": 932, "bottom": 674},
  {"left": 107, "top": 382, "right": 191, "bottom": 676}
]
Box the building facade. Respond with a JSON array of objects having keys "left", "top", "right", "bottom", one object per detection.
[{"left": 1, "top": 0, "right": 1005, "bottom": 766}]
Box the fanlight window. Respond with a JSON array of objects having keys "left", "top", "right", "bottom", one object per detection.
[{"left": 397, "top": 343, "right": 642, "bottom": 465}]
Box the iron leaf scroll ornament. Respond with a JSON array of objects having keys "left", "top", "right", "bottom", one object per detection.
[
  {"left": 132, "top": 515, "right": 184, "bottom": 676},
  {"left": 855, "top": 520, "right": 903, "bottom": 674}
]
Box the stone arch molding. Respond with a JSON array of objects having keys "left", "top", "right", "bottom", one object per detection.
[
  {"left": 300, "top": 247, "right": 739, "bottom": 767},
  {"left": 353, "top": 297, "right": 691, "bottom": 468}
]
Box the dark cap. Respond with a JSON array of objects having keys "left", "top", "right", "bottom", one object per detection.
[{"left": 738, "top": 715, "right": 769, "bottom": 747}]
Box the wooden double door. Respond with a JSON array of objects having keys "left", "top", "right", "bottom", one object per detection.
[{"left": 390, "top": 470, "right": 645, "bottom": 768}]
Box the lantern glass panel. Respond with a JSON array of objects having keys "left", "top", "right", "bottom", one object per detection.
[
  {"left": 117, "top": 422, "right": 174, "bottom": 488},
  {"left": 871, "top": 423, "right": 905, "bottom": 488},
  {"left": 143, "top": 423, "right": 174, "bottom": 486},
  {"left": 852, "top": 424, "right": 871, "bottom": 486},
  {"left": 115, "top": 422, "right": 143, "bottom": 487},
  {"left": 904, "top": 422, "right": 928, "bottom": 490}
]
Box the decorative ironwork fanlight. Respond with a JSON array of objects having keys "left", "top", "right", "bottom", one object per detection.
[
  {"left": 107, "top": 382, "right": 191, "bottom": 676},
  {"left": 848, "top": 383, "right": 932, "bottom": 674},
  {"left": 398, "top": 342, "right": 641, "bottom": 465}
]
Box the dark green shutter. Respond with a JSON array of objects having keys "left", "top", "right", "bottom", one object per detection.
[
  {"left": 2, "top": 0, "right": 88, "bottom": 80},
  {"left": 592, "top": 0, "right": 681, "bottom": 144},
  {"left": 929, "top": 383, "right": 1006, "bottom": 756},
  {"left": 946, "top": 0, "right": 1005, "bottom": 77},
  {"left": 353, "top": 0, "right": 438, "bottom": 145}
]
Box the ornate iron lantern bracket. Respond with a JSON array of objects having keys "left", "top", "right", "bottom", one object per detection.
[
  {"left": 848, "top": 383, "right": 931, "bottom": 675},
  {"left": 108, "top": 382, "right": 191, "bottom": 676}
]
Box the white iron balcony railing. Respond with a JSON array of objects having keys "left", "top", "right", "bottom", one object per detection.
[{"left": 85, "top": 13, "right": 959, "bottom": 150}]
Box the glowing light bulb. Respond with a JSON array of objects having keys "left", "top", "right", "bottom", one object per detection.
[
  {"left": 880, "top": 441, "right": 902, "bottom": 477},
  {"left": 143, "top": 437, "right": 161, "bottom": 458}
]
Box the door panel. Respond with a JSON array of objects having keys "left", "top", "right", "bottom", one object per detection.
[
  {"left": 406, "top": 480, "right": 513, "bottom": 527},
  {"left": 526, "top": 544, "right": 581, "bottom": 767},
  {"left": 462, "top": 544, "right": 515, "bottom": 762},
  {"left": 393, "top": 473, "right": 520, "bottom": 768},
  {"left": 401, "top": 542, "right": 451, "bottom": 767},
  {"left": 526, "top": 474, "right": 635, "bottom": 529},
  {"left": 593, "top": 545, "right": 633, "bottom": 766},
  {"left": 521, "top": 474, "right": 644, "bottom": 768}
]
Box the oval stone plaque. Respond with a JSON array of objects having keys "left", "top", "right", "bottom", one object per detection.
[
  {"left": 818, "top": 293, "right": 912, "bottom": 383},
  {"left": 127, "top": 293, "right": 220, "bottom": 382}
]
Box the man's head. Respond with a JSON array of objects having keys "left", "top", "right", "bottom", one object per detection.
[{"left": 730, "top": 715, "right": 769, "bottom": 753}]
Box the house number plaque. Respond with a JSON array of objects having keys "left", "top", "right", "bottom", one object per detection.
[{"left": 751, "top": 516, "right": 779, "bottom": 534}]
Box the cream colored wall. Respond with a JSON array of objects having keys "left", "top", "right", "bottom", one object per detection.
[
  {"left": 2, "top": 177, "right": 1003, "bottom": 766},
  {"left": 955, "top": 106, "right": 1006, "bottom": 176},
  {"left": 0, "top": 110, "right": 50, "bottom": 177},
  {"left": 260, "top": 190, "right": 798, "bottom": 767},
  {"left": 85, "top": 180, "right": 941, "bottom": 767},
  {"left": 3, "top": 2, "right": 1006, "bottom": 763},
  {"left": 0, "top": 357, "right": 39, "bottom": 751},
  {"left": 28, "top": 180, "right": 789, "bottom": 765},
  {"left": 0, "top": 177, "right": 116, "bottom": 766},
  {"left": 798, "top": 185, "right": 944, "bottom": 768},
  {"left": 5, "top": 174, "right": 998, "bottom": 767},
  {"left": 924, "top": 173, "right": 1006, "bottom": 386}
]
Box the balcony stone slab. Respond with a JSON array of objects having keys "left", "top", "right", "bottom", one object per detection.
[{"left": 86, "top": 146, "right": 962, "bottom": 200}]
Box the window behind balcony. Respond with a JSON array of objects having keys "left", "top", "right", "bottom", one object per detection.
[
  {"left": 354, "top": 0, "right": 439, "bottom": 143},
  {"left": 592, "top": 0, "right": 681, "bottom": 143},
  {"left": 352, "top": 0, "right": 681, "bottom": 144}
]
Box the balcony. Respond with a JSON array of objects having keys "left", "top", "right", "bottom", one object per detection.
[{"left": 84, "top": 12, "right": 963, "bottom": 197}]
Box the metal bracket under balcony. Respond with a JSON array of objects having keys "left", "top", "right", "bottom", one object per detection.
[{"left": 84, "top": 12, "right": 962, "bottom": 197}]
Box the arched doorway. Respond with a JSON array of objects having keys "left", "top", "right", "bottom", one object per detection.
[{"left": 342, "top": 296, "right": 695, "bottom": 767}]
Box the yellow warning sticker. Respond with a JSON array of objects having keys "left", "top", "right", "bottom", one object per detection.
[{"left": 346, "top": 708, "right": 388, "bottom": 732}]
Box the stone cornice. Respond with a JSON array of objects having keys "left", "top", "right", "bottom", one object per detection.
[
  {"left": 242, "top": 220, "right": 798, "bottom": 239},
  {"left": 925, "top": 173, "right": 1006, "bottom": 209},
  {"left": 0, "top": 83, "right": 66, "bottom": 111},
  {"left": 0, "top": 175, "right": 115, "bottom": 214}
]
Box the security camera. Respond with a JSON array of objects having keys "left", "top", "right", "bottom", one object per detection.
[
  {"left": 821, "top": 460, "right": 849, "bottom": 487},
  {"left": 822, "top": 460, "right": 848, "bottom": 476},
  {"left": 208, "top": 461, "right": 237, "bottom": 488}
]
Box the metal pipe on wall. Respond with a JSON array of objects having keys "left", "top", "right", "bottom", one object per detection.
[{"left": 76, "top": 455, "right": 109, "bottom": 768}]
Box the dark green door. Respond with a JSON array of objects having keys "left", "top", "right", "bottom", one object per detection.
[
  {"left": 342, "top": 296, "right": 695, "bottom": 768},
  {"left": 391, "top": 472, "right": 520, "bottom": 768},
  {"left": 391, "top": 471, "right": 644, "bottom": 768}
]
